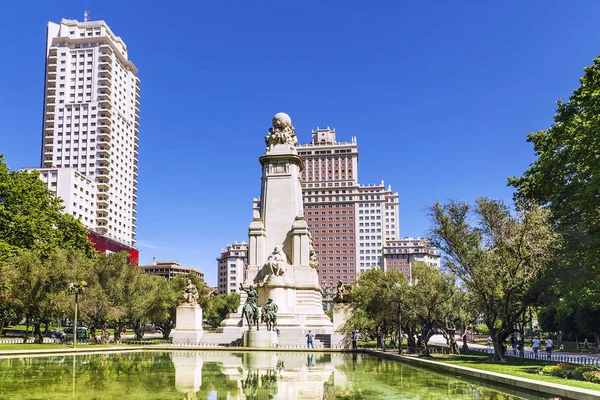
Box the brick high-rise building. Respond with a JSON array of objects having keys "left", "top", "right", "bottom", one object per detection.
[
  {"left": 40, "top": 18, "right": 140, "bottom": 247},
  {"left": 298, "top": 128, "right": 400, "bottom": 288}
]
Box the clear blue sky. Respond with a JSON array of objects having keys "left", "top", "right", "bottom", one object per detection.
[{"left": 1, "top": 0, "right": 598, "bottom": 286}]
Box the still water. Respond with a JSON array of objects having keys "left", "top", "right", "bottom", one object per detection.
[{"left": 0, "top": 351, "right": 550, "bottom": 399}]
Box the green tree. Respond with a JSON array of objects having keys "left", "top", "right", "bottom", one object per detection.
[
  {"left": 78, "top": 252, "right": 129, "bottom": 344},
  {"left": 409, "top": 261, "right": 459, "bottom": 355},
  {"left": 146, "top": 277, "right": 179, "bottom": 339},
  {"left": 428, "top": 198, "right": 560, "bottom": 361},
  {"left": 4, "top": 249, "right": 82, "bottom": 342},
  {"left": 205, "top": 292, "right": 240, "bottom": 329},
  {"left": 0, "top": 155, "right": 93, "bottom": 264},
  {"left": 508, "top": 56, "right": 600, "bottom": 349},
  {"left": 351, "top": 269, "right": 409, "bottom": 348}
]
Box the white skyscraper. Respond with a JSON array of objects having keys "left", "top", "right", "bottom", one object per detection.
[{"left": 40, "top": 18, "right": 140, "bottom": 246}]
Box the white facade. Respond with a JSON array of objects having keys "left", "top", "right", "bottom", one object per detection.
[
  {"left": 356, "top": 183, "right": 400, "bottom": 274},
  {"left": 31, "top": 167, "right": 97, "bottom": 230},
  {"left": 383, "top": 237, "right": 441, "bottom": 280},
  {"left": 216, "top": 242, "right": 248, "bottom": 294},
  {"left": 41, "top": 18, "right": 140, "bottom": 246}
]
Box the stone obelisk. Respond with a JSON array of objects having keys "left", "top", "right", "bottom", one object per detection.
[{"left": 217, "top": 113, "right": 333, "bottom": 346}]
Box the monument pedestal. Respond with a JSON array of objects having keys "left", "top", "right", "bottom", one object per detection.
[
  {"left": 172, "top": 305, "right": 204, "bottom": 343},
  {"left": 243, "top": 330, "right": 278, "bottom": 348},
  {"left": 331, "top": 303, "right": 352, "bottom": 348}
]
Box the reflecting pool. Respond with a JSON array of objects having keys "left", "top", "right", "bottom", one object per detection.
[{"left": 0, "top": 351, "right": 551, "bottom": 399}]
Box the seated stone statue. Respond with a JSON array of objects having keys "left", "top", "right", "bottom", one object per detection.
[
  {"left": 183, "top": 279, "right": 199, "bottom": 306},
  {"left": 264, "top": 246, "right": 288, "bottom": 276}
]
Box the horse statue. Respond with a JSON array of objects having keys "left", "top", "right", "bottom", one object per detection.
[
  {"left": 240, "top": 283, "right": 260, "bottom": 330},
  {"left": 242, "top": 301, "right": 261, "bottom": 330}
]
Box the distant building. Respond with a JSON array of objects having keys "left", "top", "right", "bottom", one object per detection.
[
  {"left": 382, "top": 237, "right": 441, "bottom": 281},
  {"left": 27, "top": 167, "right": 139, "bottom": 264},
  {"left": 30, "top": 167, "right": 97, "bottom": 229},
  {"left": 216, "top": 242, "right": 248, "bottom": 294},
  {"left": 321, "top": 285, "right": 336, "bottom": 311},
  {"left": 298, "top": 127, "right": 400, "bottom": 287},
  {"left": 140, "top": 259, "right": 205, "bottom": 281}
]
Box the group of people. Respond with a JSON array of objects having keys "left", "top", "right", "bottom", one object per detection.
[
  {"left": 530, "top": 336, "right": 554, "bottom": 359},
  {"left": 487, "top": 335, "right": 554, "bottom": 358},
  {"left": 51, "top": 329, "right": 65, "bottom": 342}
]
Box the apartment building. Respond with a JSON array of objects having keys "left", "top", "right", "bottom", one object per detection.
[
  {"left": 382, "top": 237, "right": 441, "bottom": 281},
  {"left": 298, "top": 127, "right": 400, "bottom": 287},
  {"left": 31, "top": 167, "right": 97, "bottom": 229},
  {"left": 40, "top": 18, "right": 140, "bottom": 247},
  {"left": 217, "top": 242, "right": 248, "bottom": 294}
]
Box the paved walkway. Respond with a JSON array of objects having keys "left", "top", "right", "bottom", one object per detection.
[{"left": 428, "top": 334, "right": 600, "bottom": 365}]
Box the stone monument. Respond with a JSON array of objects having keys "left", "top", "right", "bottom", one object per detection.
[
  {"left": 172, "top": 279, "right": 204, "bottom": 343},
  {"left": 217, "top": 112, "right": 333, "bottom": 346},
  {"left": 331, "top": 281, "right": 353, "bottom": 348}
]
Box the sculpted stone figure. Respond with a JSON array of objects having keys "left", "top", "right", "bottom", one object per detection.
[
  {"left": 262, "top": 298, "right": 278, "bottom": 331},
  {"left": 265, "top": 246, "right": 288, "bottom": 276},
  {"left": 183, "top": 279, "right": 199, "bottom": 306},
  {"left": 308, "top": 232, "right": 319, "bottom": 269},
  {"left": 265, "top": 112, "right": 298, "bottom": 150},
  {"left": 334, "top": 280, "right": 352, "bottom": 303},
  {"left": 240, "top": 283, "right": 260, "bottom": 329}
]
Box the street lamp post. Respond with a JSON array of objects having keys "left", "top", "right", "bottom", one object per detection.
[{"left": 68, "top": 281, "right": 87, "bottom": 348}]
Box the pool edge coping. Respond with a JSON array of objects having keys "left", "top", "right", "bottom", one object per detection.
[{"left": 367, "top": 350, "right": 600, "bottom": 400}]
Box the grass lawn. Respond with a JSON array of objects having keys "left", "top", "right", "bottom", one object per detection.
[{"left": 430, "top": 353, "right": 600, "bottom": 391}]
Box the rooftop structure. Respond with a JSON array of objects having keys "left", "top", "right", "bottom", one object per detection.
[
  {"left": 140, "top": 260, "right": 205, "bottom": 281},
  {"left": 382, "top": 237, "right": 441, "bottom": 281}
]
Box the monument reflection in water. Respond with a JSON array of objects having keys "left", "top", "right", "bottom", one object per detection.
[
  {"left": 172, "top": 351, "right": 334, "bottom": 399},
  {"left": 0, "top": 351, "right": 543, "bottom": 399}
]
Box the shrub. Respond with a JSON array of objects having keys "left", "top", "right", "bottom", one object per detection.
[
  {"left": 583, "top": 370, "right": 600, "bottom": 384},
  {"left": 541, "top": 363, "right": 600, "bottom": 382},
  {"left": 475, "top": 324, "right": 489, "bottom": 335}
]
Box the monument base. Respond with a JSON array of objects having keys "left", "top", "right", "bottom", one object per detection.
[
  {"left": 331, "top": 303, "right": 352, "bottom": 348},
  {"left": 172, "top": 305, "right": 204, "bottom": 344},
  {"left": 243, "top": 330, "right": 278, "bottom": 348}
]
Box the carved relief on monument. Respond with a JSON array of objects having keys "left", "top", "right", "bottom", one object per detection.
[
  {"left": 269, "top": 162, "right": 289, "bottom": 175},
  {"left": 264, "top": 245, "right": 289, "bottom": 276},
  {"left": 264, "top": 112, "right": 298, "bottom": 150}
]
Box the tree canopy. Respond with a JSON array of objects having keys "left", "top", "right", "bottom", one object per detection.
[
  {"left": 428, "top": 198, "right": 560, "bottom": 361},
  {"left": 0, "top": 154, "right": 93, "bottom": 264},
  {"left": 508, "top": 56, "right": 600, "bottom": 349}
]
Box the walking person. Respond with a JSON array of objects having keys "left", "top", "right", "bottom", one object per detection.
[
  {"left": 305, "top": 330, "right": 315, "bottom": 349},
  {"left": 486, "top": 336, "right": 492, "bottom": 348},
  {"left": 532, "top": 337, "right": 541, "bottom": 359},
  {"left": 517, "top": 337, "right": 525, "bottom": 358},
  {"left": 351, "top": 330, "right": 358, "bottom": 350},
  {"left": 584, "top": 338, "right": 589, "bottom": 350},
  {"left": 510, "top": 336, "right": 517, "bottom": 355},
  {"left": 545, "top": 337, "right": 553, "bottom": 359}
]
